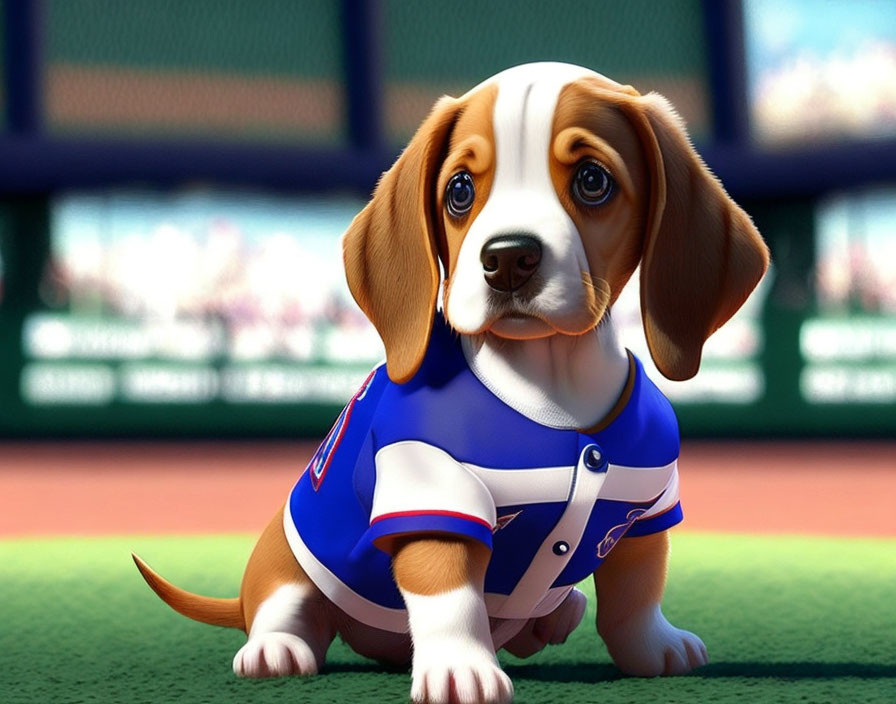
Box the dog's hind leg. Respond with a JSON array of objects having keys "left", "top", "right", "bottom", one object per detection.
[
  {"left": 500, "top": 587, "right": 587, "bottom": 658},
  {"left": 594, "top": 531, "right": 708, "bottom": 676},
  {"left": 233, "top": 505, "right": 336, "bottom": 678}
]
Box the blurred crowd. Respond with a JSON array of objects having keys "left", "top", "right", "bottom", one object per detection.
[{"left": 37, "top": 195, "right": 382, "bottom": 365}]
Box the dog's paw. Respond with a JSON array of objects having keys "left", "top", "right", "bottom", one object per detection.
[
  {"left": 601, "top": 606, "right": 708, "bottom": 677},
  {"left": 411, "top": 659, "right": 513, "bottom": 704},
  {"left": 232, "top": 632, "right": 319, "bottom": 678},
  {"left": 411, "top": 635, "right": 513, "bottom": 704},
  {"left": 502, "top": 588, "right": 587, "bottom": 658}
]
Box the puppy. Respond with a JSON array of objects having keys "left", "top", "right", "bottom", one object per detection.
[{"left": 134, "top": 62, "right": 769, "bottom": 704}]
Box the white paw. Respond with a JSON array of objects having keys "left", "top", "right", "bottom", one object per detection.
[
  {"left": 601, "top": 606, "right": 708, "bottom": 677},
  {"left": 232, "top": 632, "right": 319, "bottom": 678},
  {"left": 411, "top": 658, "right": 513, "bottom": 704},
  {"left": 411, "top": 633, "right": 513, "bottom": 704},
  {"left": 401, "top": 585, "right": 513, "bottom": 702}
]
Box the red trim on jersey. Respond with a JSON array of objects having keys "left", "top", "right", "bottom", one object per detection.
[
  {"left": 371, "top": 509, "right": 494, "bottom": 531},
  {"left": 637, "top": 500, "right": 680, "bottom": 522},
  {"left": 310, "top": 368, "right": 377, "bottom": 491}
]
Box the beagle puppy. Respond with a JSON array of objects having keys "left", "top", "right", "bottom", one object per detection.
[{"left": 134, "top": 62, "right": 769, "bottom": 704}]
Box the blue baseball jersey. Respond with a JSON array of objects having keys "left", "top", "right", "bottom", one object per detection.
[{"left": 283, "top": 314, "right": 683, "bottom": 633}]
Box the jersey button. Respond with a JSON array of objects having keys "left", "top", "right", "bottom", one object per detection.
[
  {"left": 552, "top": 541, "right": 570, "bottom": 555},
  {"left": 582, "top": 444, "right": 608, "bottom": 472}
]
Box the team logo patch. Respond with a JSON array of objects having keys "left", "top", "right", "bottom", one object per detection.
[
  {"left": 493, "top": 510, "right": 523, "bottom": 534},
  {"left": 309, "top": 369, "right": 376, "bottom": 491},
  {"left": 596, "top": 508, "right": 647, "bottom": 558}
]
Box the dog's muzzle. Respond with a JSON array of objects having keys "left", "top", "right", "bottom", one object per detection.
[{"left": 480, "top": 234, "right": 542, "bottom": 293}]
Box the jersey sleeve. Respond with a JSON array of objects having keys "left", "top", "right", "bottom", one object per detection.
[
  {"left": 363, "top": 440, "right": 497, "bottom": 552},
  {"left": 625, "top": 462, "right": 683, "bottom": 537}
]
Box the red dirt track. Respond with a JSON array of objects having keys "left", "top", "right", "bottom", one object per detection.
[{"left": 1, "top": 441, "right": 894, "bottom": 538}]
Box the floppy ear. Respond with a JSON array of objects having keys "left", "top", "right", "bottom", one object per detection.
[
  {"left": 628, "top": 94, "right": 769, "bottom": 381},
  {"left": 343, "top": 96, "right": 461, "bottom": 384}
]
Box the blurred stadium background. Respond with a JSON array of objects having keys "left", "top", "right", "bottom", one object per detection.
[
  {"left": 0, "top": 0, "right": 896, "bottom": 437},
  {"left": 1, "top": 1, "right": 895, "bottom": 702},
  {"left": 1, "top": 0, "right": 895, "bottom": 439}
]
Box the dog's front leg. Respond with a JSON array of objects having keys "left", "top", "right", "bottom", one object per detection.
[
  {"left": 392, "top": 536, "right": 513, "bottom": 704},
  {"left": 594, "top": 530, "right": 708, "bottom": 676}
]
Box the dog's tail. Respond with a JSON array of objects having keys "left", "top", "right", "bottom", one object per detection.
[{"left": 132, "top": 554, "right": 245, "bottom": 632}]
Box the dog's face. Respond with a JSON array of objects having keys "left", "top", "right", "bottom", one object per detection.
[
  {"left": 440, "top": 65, "right": 648, "bottom": 342},
  {"left": 344, "top": 63, "right": 769, "bottom": 383}
]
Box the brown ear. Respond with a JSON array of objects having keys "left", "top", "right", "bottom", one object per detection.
[
  {"left": 343, "top": 96, "right": 461, "bottom": 383},
  {"left": 628, "top": 94, "right": 770, "bottom": 380}
]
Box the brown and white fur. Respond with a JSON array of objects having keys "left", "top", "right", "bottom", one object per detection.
[{"left": 134, "top": 62, "right": 769, "bottom": 704}]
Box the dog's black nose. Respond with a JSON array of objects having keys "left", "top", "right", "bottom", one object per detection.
[{"left": 480, "top": 234, "right": 542, "bottom": 293}]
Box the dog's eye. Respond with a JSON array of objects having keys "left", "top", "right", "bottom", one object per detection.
[
  {"left": 572, "top": 161, "right": 614, "bottom": 206},
  {"left": 445, "top": 171, "right": 475, "bottom": 217}
]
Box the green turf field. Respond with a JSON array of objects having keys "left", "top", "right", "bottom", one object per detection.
[{"left": 2, "top": 532, "right": 894, "bottom": 704}]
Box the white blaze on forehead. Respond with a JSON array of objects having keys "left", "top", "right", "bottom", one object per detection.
[
  {"left": 461, "top": 62, "right": 609, "bottom": 100},
  {"left": 492, "top": 64, "right": 591, "bottom": 191},
  {"left": 484, "top": 63, "right": 594, "bottom": 173},
  {"left": 464, "top": 63, "right": 596, "bottom": 195},
  {"left": 447, "top": 62, "right": 596, "bottom": 333}
]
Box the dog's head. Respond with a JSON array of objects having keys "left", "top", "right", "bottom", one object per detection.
[{"left": 344, "top": 62, "right": 769, "bottom": 383}]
